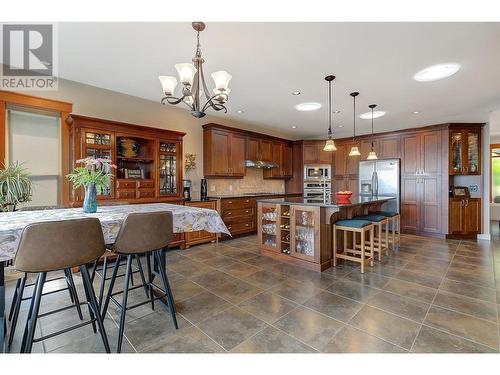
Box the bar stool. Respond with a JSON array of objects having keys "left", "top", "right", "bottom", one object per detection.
[
  {"left": 101, "top": 211, "right": 178, "bottom": 353},
  {"left": 354, "top": 214, "right": 389, "bottom": 261},
  {"left": 333, "top": 219, "right": 374, "bottom": 273},
  {"left": 13, "top": 218, "right": 110, "bottom": 353},
  {"left": 375, "top": 211, "right": 401, "bottom": 250}
]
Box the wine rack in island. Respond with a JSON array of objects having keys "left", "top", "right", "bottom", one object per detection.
[{"left": 257, "top": 202, "right": 322, "bottom": 271}]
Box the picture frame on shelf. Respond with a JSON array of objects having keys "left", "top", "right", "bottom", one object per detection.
[
  {"left": 125, "top": 169, "right": 144, "bottom": 179},
  {"left": 452, "top": 186, "right": 470, "bottom": 198}
]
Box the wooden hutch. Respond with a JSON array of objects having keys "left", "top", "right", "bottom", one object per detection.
[{"left": 67, "top": 114, "right": 186, "bottom": 246}]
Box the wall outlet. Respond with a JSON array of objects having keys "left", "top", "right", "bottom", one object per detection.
[{"left": 469, "top": 185, "right": 478, "bottom": 193}]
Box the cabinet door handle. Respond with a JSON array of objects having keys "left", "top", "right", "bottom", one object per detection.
[
  {"left": 460, "top": 199, "right": 464, "bottom": 207},
  {"left": 465, "top": 199, "right": 469, "bottom": 207}
]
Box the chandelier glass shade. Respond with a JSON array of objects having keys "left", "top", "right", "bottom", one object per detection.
[
  {"left": 159, "top": 22, "right": 232, "bottom": 119},
  {"left": 349, "top": 146, "right": 361, "bottom": 156},
  {"left": 323, "top": 75, "right": 337, "bottom": 152}
]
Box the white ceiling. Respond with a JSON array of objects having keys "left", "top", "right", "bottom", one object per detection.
[{"left": 56, "top": 22, "right": 500, "bottom": 139}]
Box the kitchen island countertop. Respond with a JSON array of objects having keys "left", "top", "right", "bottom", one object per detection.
[{"left": 256, "top": 195, "right": 395, "bottom": 208}]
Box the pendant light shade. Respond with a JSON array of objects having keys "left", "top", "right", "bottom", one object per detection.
[
  {"left": 367, "top": 104, "right": 378, "bottom": 160},
  {"left": 349, "top": 146, "right": 361, "bottom": 156},
  {"left": 349, "top": 92, "right": 360, "bottom": 156},
  {"left": 323, "top": 75, "right": 336, "bottom": 152}
]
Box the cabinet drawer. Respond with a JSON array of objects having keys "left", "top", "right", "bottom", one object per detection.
[
  {"left": 137, "top": 179, "right": 154, "bottom": 189},
  {"left": 137, "top": 189, "right": 155, "bottom": 199},
  {"left": 225, "top": 220, "right": 255, "bottom": 235},
  {"left": 116, "top": 179, "right": 137, "bottom": 189},
  {"left": 186, "top": 200, "right": 217, "bottom": 210},
  {"left": 221, "top": 198, "right": 254, "bottom": 210},
  {"left": 222, "top": 207, "right": 254, "bottom": 220},
  {"left": 116, "top": 189, "right": 136, "bottom": 199}
]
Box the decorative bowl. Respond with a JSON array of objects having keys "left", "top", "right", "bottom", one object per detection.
[{"left": 335, "top": 192, "right": 353, "bottom": 204}]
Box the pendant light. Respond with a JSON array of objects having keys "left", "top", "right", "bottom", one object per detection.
[
  {"left": 348, "top": 92, "right": 360, "bottom": 156},
  {"left": 323, "top": 75, "right": 337, "bottom": 152},
  {"left": 366, "top": 104, "right": 378, "bottom": 160}
]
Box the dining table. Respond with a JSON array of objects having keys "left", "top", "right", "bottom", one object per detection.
[{"left": 0, "top": 203, "right": 230, "bottom": 353}]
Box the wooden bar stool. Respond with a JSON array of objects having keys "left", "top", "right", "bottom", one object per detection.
[
  {"left": 354, "top": 214, "right": 389, "bottom": 261},
  {"left": 333, "top": 219, "right": 374, "bottom": 273},
  {"left": 376, "top": 211, "right": 401, "bottom": 250},
  {"left": 13, "top": 218, "right": 110, "bottom": 353}
]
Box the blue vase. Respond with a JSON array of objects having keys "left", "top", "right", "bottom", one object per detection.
[{"left": 83, "top": 183, "right": 97, "bottom": 213}]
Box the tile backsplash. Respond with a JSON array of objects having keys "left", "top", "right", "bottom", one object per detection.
[{"left": 207, "top": 169, "right": 285, "bottom": 196}]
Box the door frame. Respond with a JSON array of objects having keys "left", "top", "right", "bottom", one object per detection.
[{"left": 0, "top": 90, "right": 73, "bottom": 206}]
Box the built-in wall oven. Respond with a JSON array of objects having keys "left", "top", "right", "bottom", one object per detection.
[{"left": 304, "top": 165, "right": 331, "bottom": 181}]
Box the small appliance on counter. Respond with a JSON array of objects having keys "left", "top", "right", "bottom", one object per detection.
[
  {"left": 183, "top": 179, "right": 192, "bottom": 201},
  {"left": 200, "top": 178, "right": 208, "bottom": 201}
]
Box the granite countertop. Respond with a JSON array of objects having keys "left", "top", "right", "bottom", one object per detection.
[
  {"left": 208, "top": 193, "right": 301, "bottom": 199},
  {"left": 256, "top": 195, "right": 396, "bottom": 208}
]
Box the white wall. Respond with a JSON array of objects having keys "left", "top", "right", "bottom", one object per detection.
[
  {"left": 20, "top": 79, "right": 295, "bottom": 199},
  {"left": 480, "top": 122, "right": 490, "bottom": 240}
]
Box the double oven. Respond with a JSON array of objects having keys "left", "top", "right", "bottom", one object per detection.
[{"left": 303, "top": 165, "right": 331, "bottom": 203}]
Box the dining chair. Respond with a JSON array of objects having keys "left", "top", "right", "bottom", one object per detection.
[
  {"left": 100, "top": 211, "right": 178, "bottom": 353},
  {"left": 13, "top": 218, "right": 110, "bottom": 353}
]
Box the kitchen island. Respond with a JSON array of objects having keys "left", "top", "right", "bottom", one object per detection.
[{"left": 256, "top": 196, "right": 395, "bottom": 272}]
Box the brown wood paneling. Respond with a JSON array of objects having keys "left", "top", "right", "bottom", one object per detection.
[
  {"left": 185, "top": 200, "right": 217, "bottom": 247},
  {"left": 421, "top": 177, "right": 440, "bottom": 233},
  {"left": 303, "top": 142, "right": 317, "bottom": 164},
  {"left": 464, "top": 198, "right": 481, "bottom": 234},
  {"left": 261, "top": 140, "right": 272, "bottom": 162},
  {"left": 449, "top": 198, "right": 463, "bottom": 234},
  {"left": 230, "top": 133, "right": 247, "bottom": 176},
  {"left": 401, "top": 134, "right": 420, "bottom": 175},
  {"left": 401, "top": 177, "right": 419, "bottom": 232},
  {"left": 379, "top": 136, "right": 400, "bottom": 158},
  {"left": 211, "top": 130, "right": 231, "bottom": 175},
  {"left": 422, "top": 131, "right": 441, "bottom": 174},
  {"left": 246, "top": 137, "right": 259, "bottom": 161}
]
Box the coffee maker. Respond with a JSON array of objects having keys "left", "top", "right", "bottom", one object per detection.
[{"left": 183, "top": 179, "right": 192, "bottom": 201}]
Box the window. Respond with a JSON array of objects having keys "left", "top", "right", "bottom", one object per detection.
[
  {"left": 7, "top": 108, "right": 61, "bottom": 207},
  {"left": 491, "top": 145, "right": 500, "bottom": 203}
]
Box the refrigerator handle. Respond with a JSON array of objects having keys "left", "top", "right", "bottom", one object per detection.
[{"left": 372, "top": 170, "right": 379, "bottom": 197}]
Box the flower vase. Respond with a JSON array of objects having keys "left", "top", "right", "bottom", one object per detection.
[{"left": 83, "top": 183, "right": 97, "bottom": 213}]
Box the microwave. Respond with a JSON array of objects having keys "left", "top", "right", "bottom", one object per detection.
[{"left": 304, "top": 165, "right": 331, "bottom": 181}]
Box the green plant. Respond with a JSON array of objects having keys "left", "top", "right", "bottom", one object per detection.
[
  {"left": 0, "top": 162, "right": 33, "bottom": 211},
  {"left": 67, "top": 157, "right": 116, "bottom": 194}
]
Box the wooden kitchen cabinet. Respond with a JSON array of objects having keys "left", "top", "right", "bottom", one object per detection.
[
  {"left": 449, "top": 198, "right": 481, "bottom": 236},
  {"left": 303, "top": 141, "right": 332, "bottom": 164},
  {"left": 379, "top": 136, "right": 400, "bottom": 158},
  {"left": 263, "top": 142, "right": 293, "bottom": 179},
  {"left": 203, "top": 128, "right": 246, "bottom": 177},
  {"left": 247, "top": 137, "right": 272, "bottom": 163},
  {"left": 449, "top": 126, "right": 482, "bottom": 175}
]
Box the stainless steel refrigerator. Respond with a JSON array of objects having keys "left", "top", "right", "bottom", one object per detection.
[{"left": 359, "top": 159, "right": 400, "bottom": 218}]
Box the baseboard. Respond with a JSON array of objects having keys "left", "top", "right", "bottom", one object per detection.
[{"left": 477, "top": 233, "right": 491, "bottom": 241}]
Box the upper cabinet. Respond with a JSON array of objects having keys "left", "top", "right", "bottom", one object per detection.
[
  {"left": 203, "top": 124, "right": 292, "bottom": 179},
  {"left": 263, "top": 141, "right": 293, "bottom": 179},
  {"left": 204, "top": 128, "right": 246, "bottom": 177},
  {"left": 401, "top": 131, "right": 441, "bottom": 176},
  {"left": 449, "top": 125, "right": 482, "bottom": 175},
  {"left": 303, "top": 141, "right": 332, "bottom": 164}
]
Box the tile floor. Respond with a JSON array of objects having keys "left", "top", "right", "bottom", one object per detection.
[{"left": 4, "top": 233, "right": 500, "bottom": 353}]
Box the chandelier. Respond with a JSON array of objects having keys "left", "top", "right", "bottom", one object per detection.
[{"left": 159, "top": 22, "right": 232, "bottom": 118}]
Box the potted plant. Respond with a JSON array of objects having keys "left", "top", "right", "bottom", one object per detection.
[
  {"left": 67, "top": 157, "right": 116, "bottom": 213},
  {"left": 0, "top": 162, "right": 33, "bottom": 212}
]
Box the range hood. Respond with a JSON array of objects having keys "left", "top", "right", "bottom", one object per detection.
[{"left": 245, "top": 160, "right": 278, "bottom": 169}]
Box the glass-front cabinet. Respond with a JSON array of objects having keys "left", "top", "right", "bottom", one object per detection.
[
  {"left": 259, "top": 203, "right": 279, "bottom": 251},
  {"left": 158, "top": 141, "right": 180, "bottom": 196},
  {"left": 449, "top": 127, "right": 481, "bottom": 175},
  {"left": 81, "top": 128, "right": 114, "bottom": 198},
  {"left": 290, "top": 205, "right": 320, "bottom": 262}
]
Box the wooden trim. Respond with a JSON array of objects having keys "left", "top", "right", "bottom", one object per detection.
[
  {"left": 68, "top": 114, "right": 186, "bottom": 139},
  {"left": 202, "top": 123, "right": 292, "bottom": 144},
  {"left": 0, "top": 92, "right": 73, "bottom": 206},
  {"left": 0, "top": 90, "right": 72, "bottom": 113}
]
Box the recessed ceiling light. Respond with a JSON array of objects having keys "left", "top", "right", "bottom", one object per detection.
[
  {"left": 360, "top": 111, "right": 386, "bottom": 119},
  {"left": 236, "top": 110, "right": 244, "bottom": 114},
  {"left": 414, "top": 63, "right": 460, "bottom": 82},
  {"left": 413, "top": 111, "right": 420, "bottom": 114},
  {"left": 295, "top": 102, "right": 322, "bottom": 112},
  {"left": 292, "top": 91, "right": 301, "bottom": 96},
  {"left": 291, "top": 125, "right": 297, "bottom": 129}
]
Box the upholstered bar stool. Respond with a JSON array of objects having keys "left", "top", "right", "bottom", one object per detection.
[
  {"left": 333, "top": 219, "right": 374, "bottom": 273},
  {"left": 13, "top": 218, "right": 110, "bottom": 353},
  {"left": 354, "top": 214, "right": 389, "bottom": 261},
  {"left": 376, "top": 211, "right": 401, "bottom": 250},
  {"left": 101, "top": 211, "right": 178, "bottom": 353}
]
